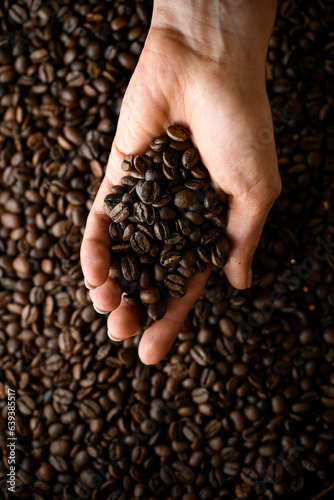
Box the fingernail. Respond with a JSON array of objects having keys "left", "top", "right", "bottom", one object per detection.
[
  {"left": 93, "top": 303, "right": 109, "bottom": 315},
  {"left": 247, "top": 268, "right": 252, "bottom": 288},
  {"left": 107, "top": 329, "right": 122, "bottom": 342},
  {"left": 84, "top": 277, "right": 96, "bottom": 290}
]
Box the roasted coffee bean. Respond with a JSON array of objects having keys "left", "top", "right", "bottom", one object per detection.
[
  {"left": 154, "top": 263, "right": 168, "bottom": 281},
  {"left": 164, "top": 274, "right": 186, "bottom": 298},
  {"left": 204, "top": 189, "right": 219, "bottom": 211},
  {"left": 201, "top": 228, "right": 221, "bottom": 247},
  {"left": 165, "top": 233, "right": 185, "bottom": 246},
  {"left": 159, "top": 206, "right": 178, "bottom": 220},
  {"left": 163, "top": 148, "right": 179, "bottom": 169},
  {"left": 133, "top": 202, "right": 151, "bottom": 223},
  {"left": 105, "top": 202, "right": 129, "bottom": 223},
  {"left": 191, "top": 163, "right": 208, "bottom": 179},
  {"left": 152, "top": 189, "right": 172, "bottom": 207},
  {"left": 121, "top": 154, "right": 134, "bottom": 171},
  {"left": 130, "top": 231, "right": 151, "bottom": 254},
  {"left": 154, "top": 221, "right": 170, "bottom": 240},
  {"left": 121, "top": 175, "right": 138, "bottom": 189},
  {"left": 139, "top": 287, "right": 160, "bottom": 304},
  {"left": 136, "top": 180, "right": 161, "bottom": 204},
  {"left": 216, "top": 235, "right": 230, "bottom": 257},
  {"left": 182, "top": 148, "right": 199, "bottom": 169},
  {"left": 121, "top": 256, "right": 140, "bottom": 282},
  {"left": 176, "top": 218, "right": 191, "bottom": 236},
  {"left": 185, "top": 211, "right": 205, "bottom": 225},
  {"left": 134, "top": 154, "right": 151, "bottom": 173},
  {"left": 145, "top": 166, "right": 166, "bottom": 184},
  {"left": 147, "top": 301, "right": 167, "bottom": 320},
  {"left": 160, "top": 251, "right": 182, "bottom": 268},
  {"left": 174, "top": 189, "right": 196, "bottom": 208},
  {"left": 150, "top": 137, "right": 169, "bottom": 152},
  {"left": 183, "top": 421, "right": 202, "bottom": 442},
  {"left": 167, "top": 125, "right": 189, "bottom": 142}
]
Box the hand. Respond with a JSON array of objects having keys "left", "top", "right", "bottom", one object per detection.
[{"left": 80, "top": 0, "right": 281, "bottom": 364}]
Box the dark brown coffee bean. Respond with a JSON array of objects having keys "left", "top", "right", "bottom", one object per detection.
[
  {"left": 153, "top": 263, "right": 168, "bottom": 282},
  {"left": 182, "top": 148, "right": 199, "bottom": 169},
  {"left": 191, "top": 163, "right": 208, "bottom": 179},
  {"left": 167, "top": 125, "right": 189, "bottom": 142},
  {"left": 212, "top": 215, "right": 226, "bottom": 228},
  {"left": 163, "top": 147, "right": 179, "bottom": 169},
  {"left": 145, "top": 166, "right": 166, "bottom": 185},
  {"left": 160, "top": 251, "right": 182, "bottom": 268},
  {"left": 223, "top": 462, "right": 240, "bottom": 476},
  {"left": 201, "top": 228, "right": 221, "bottom": 247},
  {"left": 204, "top": 189, "right": 219, "bottom": 211},
  {"left": 134, "top": 154, "right": 151, "bottom": 173},
  {"left": 121, "top": 154, "right": 134, "bottom": 172},
  {"left": 174, "top": 189, "right": 196, "bottom": 208},
  {"left": 184, "top": 211, "right": 204, "bottom": 225},
  {"left": 164, "top": 273, "right": 186, "bottom": 297},
  {"left": 136, "top": 180, "right": 161, "bottom": 204},
  {"left": 184, "top": 179, "right": 205, "bottom": 190},
  {"left": 105, "top": 201, "right": 129, "bottom": 222},
  {"left": 121, "top": 256, "right": 140, "bottom": 282},
  {"left": 147, "top": 301, "right": 167, "bottom": 321},
  {"left": 150, "top": 189, "right": 171, "bottom": 208},
  {"left": 153, "top": 221, "right": 169, "bottom": 241},
  {"left": 139, "top": 287, "right": 160, "bottom": 304},
  {"left": 216, "top": 235, "right": 230, "bottom": 257},
  {"left": 121, "top": 175, "right": 138, "bottom": 189},
  {"left": 150, "top": 137, "right": 168, "bottom": 152},
  {"left": 240, "top": 468, "right": 259, "bottom": 485},
  {"left": 130, "top": 231, "right": 151, "bottom": 254},
  {"left": 133, "top": 201, "right": 150, "bottom": 223},
  {"left": 165, "top": 233, "right": 185, "bottom": 246},
  {"left": 183, "top": 421, "right": 202, "bottom": 442}
]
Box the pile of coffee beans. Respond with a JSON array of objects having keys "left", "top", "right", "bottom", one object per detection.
[
  {"left": 0, "top": 1, "right": 334, "bottom": 499},
  {"left": 104, "top": 125, "right": 229, "bottom": 324}
]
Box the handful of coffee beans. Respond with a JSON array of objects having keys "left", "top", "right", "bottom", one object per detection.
[{"left": 103, "top": 125, "right": 230, "bottom": 326}]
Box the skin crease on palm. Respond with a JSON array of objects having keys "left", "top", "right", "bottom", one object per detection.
[{"left": 80, "top": 0, "right": 281, "bottom": 365}]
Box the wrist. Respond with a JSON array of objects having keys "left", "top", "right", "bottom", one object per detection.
[{"left": 151, "top": 0, "right": 277, "bottom": 81}]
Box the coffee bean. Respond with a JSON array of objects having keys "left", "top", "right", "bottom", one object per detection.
[
  {"left": 139, "top": 287, "right": 160, "bottom": 304},
  {"left": 201, "top": 228, "right": 221, "bottom": 247},
  {"left": 134, "top": 154, "right": 151, "bottom": 173},
  {"left": 183, "top": 421, "right": 202, "bottom": 442},
  {"left": 150, "top": 137, "right": 169, "bottom": 152},
  {"left": 147, "top": 301, "right": 167, "bottom": 320},
  {"left": 105, "top": 201, "right": 130, "bottom": 222},
  {"left": 135, "top": 179, "right": 159, "bottom": 204},
  {"left": 160, "top": 251, "right": 182, "bottom": 268},
  {"left": 182, "top": 148, "right": 199, "bottom": 169},
  {"left": 174, "top": 189, "right": 196, "bottom": 208},
  {"left": 121, "top": 256, "right": 140, "bottom": 282},
  {"left": 130, "top": 231, "right": 151, "bottom": 254},
  {"left": 167, "top": 125, "right": 189, "bottom": 142},
  {"left": 164, "top": 273, "right": 186, "bottom": 297}
]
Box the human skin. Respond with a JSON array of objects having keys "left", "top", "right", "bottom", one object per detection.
[{"left": 80, "top": 0, "right": 281, "bottom": 365}]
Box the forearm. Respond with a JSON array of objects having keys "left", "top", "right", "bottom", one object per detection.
[{"left": 151, "top": 0, "right": 277, "bottom": 75}]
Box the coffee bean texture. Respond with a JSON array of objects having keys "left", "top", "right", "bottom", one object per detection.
[
  {"left": 0, "top": 1, "right": 334, "bottom": 500},
  {"left": 103, "top": 126, "right": 230, "bottom": 325}
]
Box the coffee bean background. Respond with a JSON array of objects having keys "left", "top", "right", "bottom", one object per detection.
[{"left": 0, "top": 1, "right": 334, "bottom": 499}]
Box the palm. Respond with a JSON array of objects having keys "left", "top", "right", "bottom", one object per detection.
[{"left": 81, "top": 29, "right": 280, "bottom": 364}]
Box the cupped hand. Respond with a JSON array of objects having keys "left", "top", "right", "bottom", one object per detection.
[{"left": 80, "top": 25, "right": 281, "bottom": 365}]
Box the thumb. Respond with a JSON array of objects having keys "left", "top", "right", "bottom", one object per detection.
[{"left": 223, "top": 183, "right": 281, "bottom": 290}]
